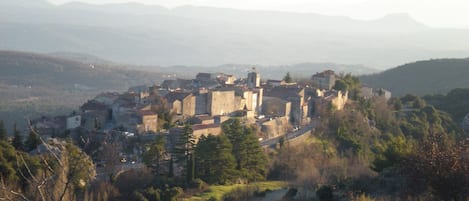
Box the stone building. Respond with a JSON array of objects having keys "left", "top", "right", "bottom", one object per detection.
[
  {"left": 311, "top": 70, "right": 337, "bottom": 90},
  {"left": 165, "top": 92, "right": 196, "bottom": 117},
  {"left": 66, "top": 115, "right": 81, "bottom": 130},
  {"left": 207, "top": 89, "right": 236, "bottom": 116},
  {"left": 136, "top": 110, "right": 158, "bottom": 134},
  {"left": 247, "top": 70, "right": 261, "bottom": 88},
  {"left": 262, "top": 97, "right": 291, "bottom": 119},
  {"left": 264, "top": 86, "right": 308, "bottom": 125},
  {"left": 312, "top": 90, "right": 348, "bottom": 113}
]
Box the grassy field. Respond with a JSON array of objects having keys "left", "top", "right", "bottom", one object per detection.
[{"left": 187, "top": 181, "right": 288, "bottom": 201}]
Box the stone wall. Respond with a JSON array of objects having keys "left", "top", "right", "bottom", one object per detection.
[
  {"left": 261, "top": 116, "right": 290, "bottom": 139},
  {"left": 262, "top": 97, "right": 291, "bottom": 118},
  {"left": 182, "top": 95, "right": 196, "bottom": 116},
  {"left": 208, "top": 90, "right": 236, "bottom": 116},
  {"left": 195, "top": 93, "right": 207, "bottom": 115}
]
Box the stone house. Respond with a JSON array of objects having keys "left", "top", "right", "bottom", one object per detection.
[
  {"left": 264, "top": 86, "right": 308, "bottom": 125},
  {"left": 136, "top": 110, "right": 158, "bottom": 134},
  {"left": 262, "top": 97, "right": 291, "bottom": 119},
  {"left": 80, "top": 100, "right": 111, "bottom": 130},
  {"left": 311, "top": 70, "right": 337, "bottom": 90},
  {"left": 312, "top": 90, "right": 348, "bottom": 112},
  {"left": 66, "top": 115, "right": 81, "bottom": 130},
  {"left": 207, "top": 89, "right": 236, "bottom": 116},
  {"left": 165, "top": 92, "right": 196, "bottom": 117}
]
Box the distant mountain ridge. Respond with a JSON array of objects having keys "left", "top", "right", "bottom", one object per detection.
[
  {"left": 1, "top": 0, "right": 468, "bottom": 68},
  {"left": 360, "top": 58, "right": 469, "bottom": 96}
]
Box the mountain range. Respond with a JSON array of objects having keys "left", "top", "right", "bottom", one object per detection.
[{"left": 1, "top": 0, "right": 469, "bottom": 69}]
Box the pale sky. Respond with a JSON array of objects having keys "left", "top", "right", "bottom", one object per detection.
[{"left": 47, "top": 0, "right": 469, "bottom": 28}]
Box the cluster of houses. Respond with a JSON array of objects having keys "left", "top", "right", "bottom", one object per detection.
[{"left": 31, "top": 69, "right": 390, "bottom": 142}]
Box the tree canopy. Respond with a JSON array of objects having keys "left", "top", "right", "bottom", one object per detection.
[{"left": 195, "top": 134, "right": 236, "bottom": 184}]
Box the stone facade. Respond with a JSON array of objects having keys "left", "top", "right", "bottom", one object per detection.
[
  {"left": 66, "top": 115, "right": 81, "bottom": 130},
  {"left": 264, "top": 86, "right": 308, "bottom": 125},
  {"left": 208, "top": 90, "right": 236, "bottom": 116},
  {"left": 260, "top": 116, "right": 290, "bottom": 139},
  {"left": 165, "top": 92, "right": 196, "bottom": 117},
  {"left": 137, "top": 110, "right": 158, "bottom": 134},
  {"left": 262, "top": 97, "right": 291, "bottom": 119},
  {"left": 311, "top": 70, "right": 337, "bottom": 90},
  {"left": 247, "top": 71, "right": 261, "bottom": 88},
  {"left": 195, "top": 92, "right": 208, "bottom": 115}
]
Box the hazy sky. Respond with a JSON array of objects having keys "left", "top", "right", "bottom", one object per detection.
[{"left": 47, "top": 0, "right": 469, "bottom": 28}]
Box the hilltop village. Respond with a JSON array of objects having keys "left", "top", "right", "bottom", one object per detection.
[
  {"left": 31, "top": 69, "right": 391, "bottom": 147},
  {"left": 10, "top": 65, "right": 469, "bottom": 201},
  {"left": 28, "top": 69, "right": 391, "bottom": 163}
]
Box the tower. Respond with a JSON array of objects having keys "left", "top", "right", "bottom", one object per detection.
[{"left": 247, "top": 67, "right": 260, "bottom": 88}]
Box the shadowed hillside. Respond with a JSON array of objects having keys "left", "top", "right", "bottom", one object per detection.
[
  {"left": 360, "top": 58, "right": 469, "bottom": 96},
  {"left": 0, "top": 50, "right": 165, "bottom": 132}
]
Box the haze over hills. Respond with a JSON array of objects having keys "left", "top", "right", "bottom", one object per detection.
[
  {"left": 360, "top": 58, "right": 469, "bottom": 97},
  {"left": 0, "top": 50, "right": 165, "bottom": 131},
  {"left": 1, "top": 0, "right": 469, "bottom": 69}
]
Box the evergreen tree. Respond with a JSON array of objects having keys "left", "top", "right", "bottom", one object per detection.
[
  {"left": 283, "top": 72, "right": 293, "bottom": 83},
  {"left": 11, "top": 124, "right": 24, "bottom": 151},
  {"left": 0, "top": 120, "right": 7, "bottom": 141},
  {"left": 143, "top": 135, "right": 166, "bottom": 175},
  {"left": 195, "top": 134, "right": 236, "bottom": 184},
  {"left": 25, "top": 129, "right": 42, "bottom": 152},
  {"left": 222, "top": 119, "right": 268, "bottom": 181},
  {"left": 172, "top": 125, "right": 196, "bottom": 184}
]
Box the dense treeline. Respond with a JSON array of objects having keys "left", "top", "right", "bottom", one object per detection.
[{"left": 424, "top": 88, "right": 469, "bottom": 125}]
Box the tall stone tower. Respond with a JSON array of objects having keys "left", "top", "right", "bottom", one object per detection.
[{"left": 247, "top": 68, "right": 260, "bottom": 89}]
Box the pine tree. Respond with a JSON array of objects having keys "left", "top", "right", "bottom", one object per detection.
[
  {"left": 0, "top": 120, "right": 7, "bottom": 141},
  {"left": 283, "top": 72, "right": 293, "bottom": 83},
  {"left": 143, "top": 135, "right": 166, "bottom": 175},
  {"left": 195, "top": 134, "right": 236, "bottom": 184},
  {"left": 222, "top": 119, "right": 268, "bottom": 181},
  {"left": 172, "top": 125, "right": 196, "bottom": 184},
  {"left": 25, "top": 129, "right": 42, "bottom": 152},
  {"left": 11, "top": 124, "right": 24, "bottom": 151}
]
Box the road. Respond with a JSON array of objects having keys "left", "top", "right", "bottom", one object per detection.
[
  {"left": 96, "top": 162, "right": 144, "bottom": 181},
  {"left": 260, "top": 119, "right": 319, "bottom": 148}
]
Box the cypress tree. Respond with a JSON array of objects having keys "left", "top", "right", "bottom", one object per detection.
[
  {"left": 25, "top": 129, "right": 42, "bottom": 152},
  {"left": 172, "top": 125, "right": 196, "bottom": 184},
  {"left": 0, "top": 120, "right": 7, "bottom": 141},
  {"left": 11, "top": 124, "right": 24, "bottom": 151},
  {"left": 283, "top": 72, "right": 293, "bottom": 83}
]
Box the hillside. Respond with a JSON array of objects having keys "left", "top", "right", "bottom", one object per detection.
[
  {"left": 360, "top": 58, "right": 469, "bottom": 96},
  {"left": 0, "top": 50, "right": 166, "bottom": 90},
  {"left": 0, "top": 50, "right": 165, "bottom": 132}
]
